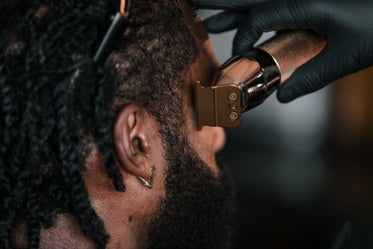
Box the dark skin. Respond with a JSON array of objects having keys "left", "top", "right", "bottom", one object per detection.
[{"left": 12, "top": 1, "right": 229, "bottom": 248}]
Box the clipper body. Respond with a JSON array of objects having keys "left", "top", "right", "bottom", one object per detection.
[
  {"left": 195, "top": 30, "right": 326, "bottom": 130},
  {"left": 194, "top": 49, "right": 280, "bottom": 130}
]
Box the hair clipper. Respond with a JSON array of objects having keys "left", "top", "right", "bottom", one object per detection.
[{"left": 194, "top": 30, "right": 326, "bottom": 130}]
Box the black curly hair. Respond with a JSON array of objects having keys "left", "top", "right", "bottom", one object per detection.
[{"left": 0, "top": 0, "right": 199, "bottom": 248}]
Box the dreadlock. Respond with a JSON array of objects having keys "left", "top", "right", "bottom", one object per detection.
[{"left": 0, "top": 0, "right": 199, "bottom": 248}]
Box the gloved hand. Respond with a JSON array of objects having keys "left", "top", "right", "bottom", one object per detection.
[{"left": 189, "top": 0, "right": 373, "bottom": 102}]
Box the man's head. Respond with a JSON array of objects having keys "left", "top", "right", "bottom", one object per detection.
[{"left": 0, "top": 0, "right": 235, "bottom": 248}]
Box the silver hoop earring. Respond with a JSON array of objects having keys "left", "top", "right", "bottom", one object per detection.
[{"left": 135, "top": 166, "right": 155, "bottom": 189}]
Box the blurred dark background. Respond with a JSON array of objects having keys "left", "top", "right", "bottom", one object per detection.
[{"left": 198, "top": 10, "right": 373, "bottom": 249}]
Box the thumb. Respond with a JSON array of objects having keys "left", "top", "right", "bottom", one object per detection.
[
  {"left": 204, "top": 11, "right": 245, "bottom": 33},
  {"left": 232, "top": 0, "right": 310, "bottom": 55},
  {"left": 276, "top": 45, "right": 348, "bottom": 103},
  {"left": 191, "top": 0, "right": 273, "bottom": 10}
]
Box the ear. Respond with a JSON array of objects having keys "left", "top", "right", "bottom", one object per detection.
[{"left": 112, "top": 105, "right": 154, "bottom": 180}]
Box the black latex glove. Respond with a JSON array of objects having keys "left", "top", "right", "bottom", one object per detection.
[{"left": 189, "top": 0, "right": 373, "bottom": 102}]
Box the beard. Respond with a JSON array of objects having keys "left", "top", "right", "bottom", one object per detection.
[{"left": 145, "top": 120, "right": 237, "bottom": 249}]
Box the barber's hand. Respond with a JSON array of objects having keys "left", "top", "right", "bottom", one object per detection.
[{"left": 189, "top": 0, "right": 373, "bottom": 102}]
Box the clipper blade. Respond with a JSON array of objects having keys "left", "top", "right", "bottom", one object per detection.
[{"left": 194, "top": 81, "right": 241, "bottom": 130}]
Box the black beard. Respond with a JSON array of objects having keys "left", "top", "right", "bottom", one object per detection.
[{"left": 146, "top": 138, "right": 236, "bottom": 249}]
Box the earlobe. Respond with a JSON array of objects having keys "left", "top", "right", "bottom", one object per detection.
[{"left": 112, "top": 105, "right": 154, "bottom": 181}]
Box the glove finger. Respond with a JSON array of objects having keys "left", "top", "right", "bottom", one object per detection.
[
  {"left": 204, "top": 11, "right": 245, "bottom": 33},
  {"left": 233, "top": 1, "right": 310, "bottom": 55},
  {"left": 192, "top": 0, "right": 273, "bottom": 11},
  {"left": 232, "top": 17, "right": 262, "bottom": 55},
  {"left": 276, "top": 45, "right": 356, "bottom": 103}
]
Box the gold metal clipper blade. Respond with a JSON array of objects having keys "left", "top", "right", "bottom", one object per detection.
[{"left": 194, "top": 81, "right": 241, "bottom": 130}]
